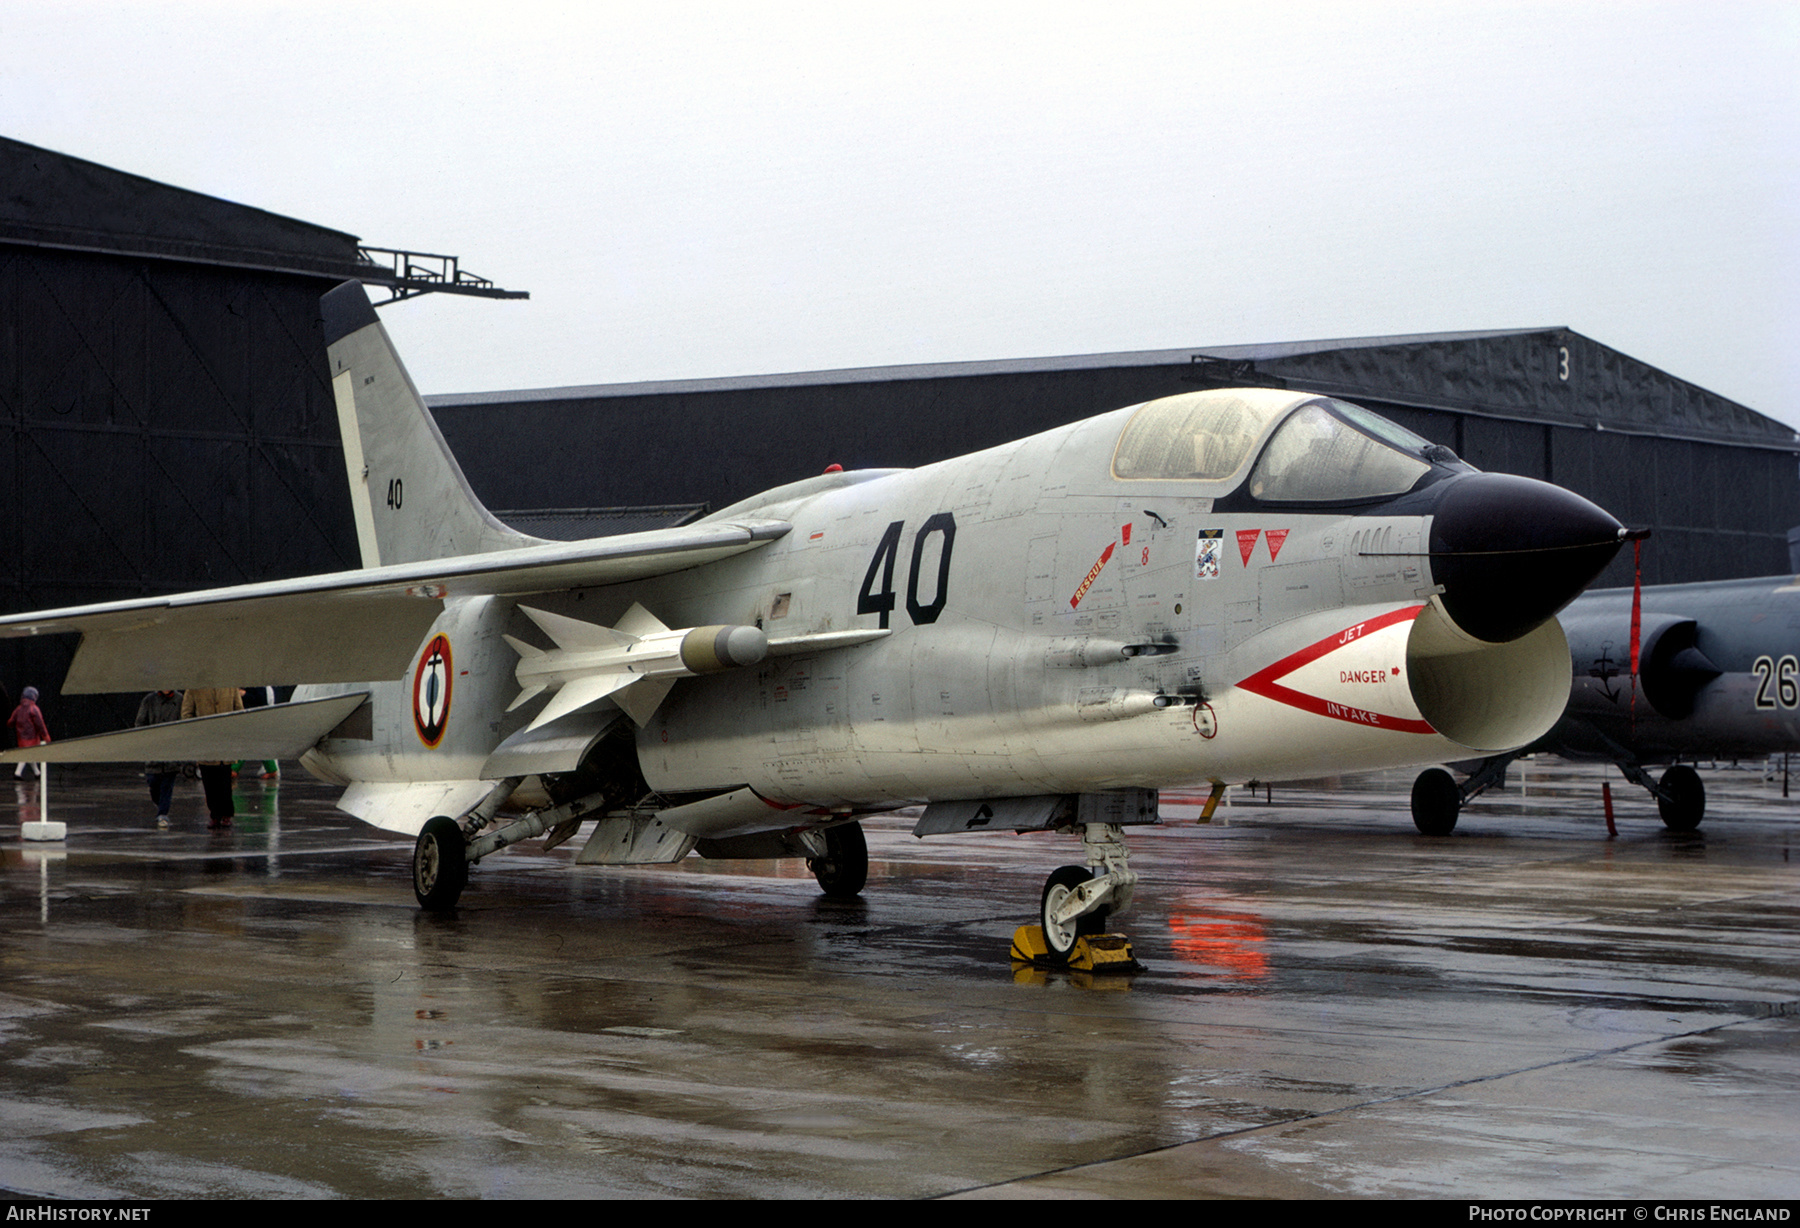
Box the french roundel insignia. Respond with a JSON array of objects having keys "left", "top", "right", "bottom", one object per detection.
[{"left": 412, "top": 633, "right": 453, "bottom": 748}]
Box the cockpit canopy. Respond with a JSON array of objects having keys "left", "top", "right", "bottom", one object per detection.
[{"left": 1111, "top": 389, "right": 1442, "bottom": 502}]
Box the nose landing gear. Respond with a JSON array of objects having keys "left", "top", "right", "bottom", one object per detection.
[{"left": 1018, "top": 822, "right": 1141, "bottom": 973}]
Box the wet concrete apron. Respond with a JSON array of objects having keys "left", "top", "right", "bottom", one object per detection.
[{"left": 0, "top": 761, "right": 1795, "bottom": 1198}]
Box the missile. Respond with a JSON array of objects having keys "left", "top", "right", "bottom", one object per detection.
[{"left": 506, "top": 602, "right": 768, "bottom": 730}]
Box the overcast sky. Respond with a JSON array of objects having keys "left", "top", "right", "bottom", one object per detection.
[{"left": 5, "top": 3, "right": 1797, "bottom": 426}]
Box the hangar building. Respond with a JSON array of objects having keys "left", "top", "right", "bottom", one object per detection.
[{"left": 0, "top": 135, "right": 518, "bottom": 733}]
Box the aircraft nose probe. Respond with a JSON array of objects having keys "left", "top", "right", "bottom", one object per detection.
[{"left": 1418, "top": 472, "right": 1627, "bottom": 643}]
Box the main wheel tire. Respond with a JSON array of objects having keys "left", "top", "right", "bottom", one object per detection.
[
  {"left": 1040, "top": 864, "right": 1108, "bottom": 962},
  {"left": 1411, "top": 768, "right": 1461, "bottom": 836},
  {"left": 808, "top": 822, "right": 868, "bottom": 898},
  {"left": 414, "top": 815, "right": 468, "bottom": 910},
  {"left": 1657, "top": 764, "right": 1705, "bottom": 832}
]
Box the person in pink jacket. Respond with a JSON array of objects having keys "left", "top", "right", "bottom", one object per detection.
[{"left": 9, "top": 686, "right": 50, "bottom": 780}]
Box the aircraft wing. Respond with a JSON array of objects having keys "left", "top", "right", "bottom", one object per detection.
[
  {"left": 0, "top": 519, "right": 790, "bottom": 693},
  {"left": 0, "top": 693, "right": 369, "bottom": 763}
]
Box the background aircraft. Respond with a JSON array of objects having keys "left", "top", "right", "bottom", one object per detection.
[
  {"left": 0, "top": 283, "right": 1626, "bottom": 961},
  {"left": 1409, "top": 575, "right": 1800, "bottom": 834}
]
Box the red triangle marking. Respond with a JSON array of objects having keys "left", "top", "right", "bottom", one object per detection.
[{"left": 1236, "top": 528, "right": 1261, "bottom": 566}]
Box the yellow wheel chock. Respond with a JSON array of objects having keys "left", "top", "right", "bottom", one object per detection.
[{"left": 1010, "top": 924, "right": 1140, "bottom": 973}]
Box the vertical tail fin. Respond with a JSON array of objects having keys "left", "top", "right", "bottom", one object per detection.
[{"left": 321, "top": 281, "right": 544, "bottom": 567}]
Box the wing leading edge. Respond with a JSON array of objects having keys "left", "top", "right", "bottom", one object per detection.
[{"left": 0, "top": 519, "right": 790, "bottom": 693}]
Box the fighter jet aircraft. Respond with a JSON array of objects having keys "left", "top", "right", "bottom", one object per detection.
[
  {"left": 0, "top": 282, "right": 1627, "bottom": 960},
  {"left": 1409, "top": 574, "right": 1800, "bottom": 835}
]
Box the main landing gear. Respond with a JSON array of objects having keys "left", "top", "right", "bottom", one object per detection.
[
  {"left": 1409, "top": 756, "right": 1706, "bottom": 836},
  {"left": 412, "top": 775, "right": 622, "bottom": 911},
  {"left": 413, "top": 816, "right": 468, "bottom": 909},
  {"left": 1036, "top": 823, "right": 1139, "bottom": 966},
  {"left": 1409, "top": 752, "right": 1520, "bottom": 835},
  {"left": 411, "top": 782, "right": 878, "bottom": 911},
  {"left": 1410, "top": 768, "right": 1462, "bottom": 836},
  {"left": 1618, "top": 761, "right": 1705, "bottom": 831},
  {"left": 805, "top": 821, "right": 869, "bottom": 899}
]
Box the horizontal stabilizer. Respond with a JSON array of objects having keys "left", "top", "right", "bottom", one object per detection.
[{"left": 0, "top": 693, "right": 369, "bottom": 764}]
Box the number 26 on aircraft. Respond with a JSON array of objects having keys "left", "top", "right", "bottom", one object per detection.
[
  {"left": 1752, "top": 654, "right": 1799, "bottom": 709},
  {"left": 858, "top": 513, "right": 956, "bottom": 629}
]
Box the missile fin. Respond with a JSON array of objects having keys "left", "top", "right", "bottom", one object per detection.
[
  {"left": 527, "top": 671, "right": 634, "bottom": 731},
  {"left": 519, "top": 606, "right": 635, "bottom": 651},
  {"left": 615, "top": 676, "right": 678, "bottom": 728},
  {"left": 614, "top": 602, "right": 670, "bottom": 639},
  {"left": 502, "top": 634, "right": 544, "bottom": 659},
  {"left": 505, "top": 683, "right": 546, "bottom": 713}
]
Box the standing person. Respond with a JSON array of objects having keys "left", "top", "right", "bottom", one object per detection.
[
  {"left": 181, "top": 686, "right": 243, "bottom": 829},
  {"left": 9, "top": 686, "right": 49, "bottom": 780},
  {"left": 135, "top": 689, "right": 183, "bottom": 828}
]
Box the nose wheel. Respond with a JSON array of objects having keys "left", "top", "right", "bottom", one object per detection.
[
  {"left": 1040, "top": 865, "right": 1108, "bottom": 959},
  {"left": 1032, "top": 823, "right": 1139, "bottom": 968}
]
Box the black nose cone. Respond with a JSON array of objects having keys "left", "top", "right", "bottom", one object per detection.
[{"left": 1428, "top": 473, "right": 1624, "bottom": 643}]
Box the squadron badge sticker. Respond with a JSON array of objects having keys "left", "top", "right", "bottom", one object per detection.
[
  {"left": 1196, "top": 529, "right": 1223, "bottom": 580},
  {"left": 412, "top": 633, "right": 453, "bottom": 748}
]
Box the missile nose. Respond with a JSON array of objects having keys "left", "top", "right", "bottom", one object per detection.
[
  {"left": 1427, "top": 473, "right": 1624, "bottom": 643},
  {"left": 679, "top": 624, "right": 769, "bottom": 673}
]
